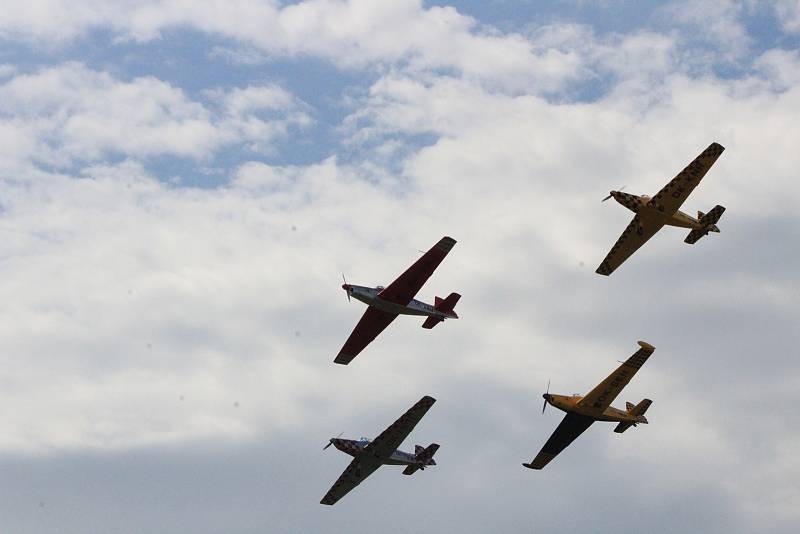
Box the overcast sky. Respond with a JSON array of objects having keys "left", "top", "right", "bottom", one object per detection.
[{"left": 0, "top": 1, "right": 799, "bottom": 533}]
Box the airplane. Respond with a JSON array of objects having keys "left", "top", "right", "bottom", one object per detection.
[
  {"left": 596, "top": 142, "right": 726, "bottom": 276},
  {"left": 335, "top": 236, "right": 460, "bottom": 365},
  {"left": 523, "top": 341, "right": 655, "bottom": 470},
  {"left": 320, "top": 395, "right": 439, "bottom": 505}
]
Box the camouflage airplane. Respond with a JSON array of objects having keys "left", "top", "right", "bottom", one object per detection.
[
  {"left": 596, "top": 142, "right": 726, "bottom": 276},
  {"left": 320, "top": 395, "right": 439, "bottom": 505},
  {"left": 335, "top": 236, "right": 460, "bottom": 365},
  {"left": 523, "top": 341, "right": 655, "bottom": 470}
]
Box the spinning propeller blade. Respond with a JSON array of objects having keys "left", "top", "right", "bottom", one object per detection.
[
  {"left": 601, "top": 185, "right": 626, "bottom": 202},
  {"left": 323, "top": 431, "right": 344, "bottom": 450},
  {"left": 542, "top": 379, "right": 550, "bottom": 414},
  {"left": 342, "top": 273, "right": 350, "bottom": 302}
]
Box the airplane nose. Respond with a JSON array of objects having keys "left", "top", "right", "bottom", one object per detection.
[
  {"left": 542, "top": 393, "right": 549, "bottom": 400},
  {"left": 342, "top": 284, "right": 349, "bottom": 290}
]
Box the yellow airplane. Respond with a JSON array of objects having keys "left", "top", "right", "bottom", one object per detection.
[
  {"left": 523, "top": 341, "right": 655, "bottom": 470},
  {"left": 596, "top": 142, "right": 726, "bottom": 275}
]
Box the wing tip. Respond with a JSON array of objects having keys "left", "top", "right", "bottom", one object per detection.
[
  {"left": 420, "top": 395, "right": 437, "bottom": 405},
  {"left": 637, "top": 340, "right": 655, "bottom": 352},
  {"left": 333, "top": 352, "right": 354, "bottom": 365},
  {"left": 595, "top": 265, "right": 611, "bottom": 276},
  {"left": 522, "top": 461, "right": 543, "bottom": 470},
  {"left": 436, "top": 236, "right": 457, "bottom": 252}
]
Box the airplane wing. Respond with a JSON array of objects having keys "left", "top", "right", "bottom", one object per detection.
[
  {"left": 364, "top": 396, "right": 436, "bottom": 459},
  {"left": 648, "top": 142, "right": 725, "bottom": 216},
  {"left": 320, "top": 456, "right": 381, "bottom": 506},
  {"left": 523, "top": 412, "right": 595, "bottom": 470},
  {"left": 595, "top": 214, "right": 664, "bottom": 276},
  {"left": 334, "top": 307, "right": 397, "bottom": 365},
  {"left": 578, "top": 341, "right": 655, "bottom": 413},
  {"left": 377, "top": 237, "right": 456, "bottom": 305}
]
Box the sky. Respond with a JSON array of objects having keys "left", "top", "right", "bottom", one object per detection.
[{"left": 0, "top": 1, "right": 799, "bottom": 532}]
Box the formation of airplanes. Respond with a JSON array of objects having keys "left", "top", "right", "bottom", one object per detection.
[{"left": 322, "top": 142, "right": 726, "bottom": 505}]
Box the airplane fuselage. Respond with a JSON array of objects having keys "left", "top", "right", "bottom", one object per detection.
[
  {"left": 328, "top": 438, "right": 435, "bottom": 467},
  {"left": 544, "top": 393, "right": 648, "bottom": 425},
  {"left": 344, "top": 284, "right": 456, "bottom": 320},
  {"left": 610, "top": 191, "right": 711, "bottom": 231}
]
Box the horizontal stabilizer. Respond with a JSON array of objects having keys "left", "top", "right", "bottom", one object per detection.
[
  {"left": 685, "top": 205, "right": 725, "bottom": 244},
  {"left": 421, "top": 316, "right": 443, "bottom": 329},
  {"left": 403, "top": 443, "right": 439, "bottom": 475},
  {"left": 700, "top": 205, "right": 725, "bottom": 226},
  {"left": 435, "top": 292, "right": 460, "bottom": 316},
  {"left": 630, "top": 398, "right": 652, "bottom": 416},
  {"left": 402, "top": 465, "right": 419, "bottom": 475},
  {"left": 616, "top": 399, "right": 652, "bottom": 433},
  {"left": 422, "top": 293, "right": 460, "bottom": 329},
  {"left": 416, "top": 443, "right": 439, "bottom": 463}
]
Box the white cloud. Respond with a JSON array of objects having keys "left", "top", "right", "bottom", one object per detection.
[
  {"left": 0, "top": 0, "right": 587, "bottom": 92},
  {"left": 0, "top": 2, "right": 799, "bottom": 532},
  {"left": 775, "top": 0, "right": 800, "bottom": 33},
  {"left": 0, "top": 63, "right": 309, "bottom": 173},
  {"left": 655, "top": 0, "right": 754, "bottom": 63}
]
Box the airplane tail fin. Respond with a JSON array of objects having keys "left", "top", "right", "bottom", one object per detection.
[
  {"left": 685, "top": 205, "right": 725, "bottom": 244},
  {"left": 422, "top": 293, "right": 460, "bottom": 329},
  {"left": 615, "top": 399, "right": 652, "bottom": 433},
  {"left": 403, "top": 443, "right": 439, "bottom": 475}
]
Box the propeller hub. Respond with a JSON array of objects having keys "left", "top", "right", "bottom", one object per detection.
[{"left": 342, "top": 284, "right": 350, "bottom": 290}]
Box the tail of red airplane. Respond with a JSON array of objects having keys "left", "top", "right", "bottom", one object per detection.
[
  {"left": 403, "top": 443, "right": 440, "bottom": 475},
  {"left": 422, "top": 293, "right": 460, "bottom": 329}
]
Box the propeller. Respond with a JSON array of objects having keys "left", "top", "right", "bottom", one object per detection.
[
  {"left": 323, "top": 431, "right": 344, "bottom": 450},
  {"left": 342, "top": 273, "right": 350, "bottom": 302},
  {"left": 601, "top": 185, "right": 627, "bottom": 202},
  {"left": 542, "top": 379, "right": 550, "bottom": 415}
]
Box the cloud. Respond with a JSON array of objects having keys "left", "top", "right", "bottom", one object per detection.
[
  {"left": 0, "top": 62, "right": 310, "bottom": 174},
  {"left": 0, "top": 2, "right": 799, "bottom": 533},
  {"left": 654, "top": 0, "right": 754, "bottom": 64},
  {"left": 0, "top": 0, "right": 587, "bottom": 92},
  {"left": 775, "top": 0, "right": 800, "bottom": 33}
]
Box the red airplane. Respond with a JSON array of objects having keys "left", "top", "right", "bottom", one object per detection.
[{"left": 335, "top": 236, "right": 460, "bottom": 365}]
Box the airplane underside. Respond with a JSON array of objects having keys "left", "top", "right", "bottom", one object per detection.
[
  {"left": 331, "top": 438, "right": 431, "bottom": 466},
  {"left": 636, "top": 206, "right": 699, "bottom": 230},
  {"left": 351, "top": 290, "right": 450, "bottom": 319}
]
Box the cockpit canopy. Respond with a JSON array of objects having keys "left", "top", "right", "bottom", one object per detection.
[
  {"left": 359, "top": 437, "right": 371, "bottom": 443},
  {"left": 376, "top": 286, "right": 385, "bottom": 290}
]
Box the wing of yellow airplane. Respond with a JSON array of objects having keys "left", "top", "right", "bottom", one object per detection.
[
  {"left": 523, "top": 412, "right": 595, "bottom": 470},
  {"left": 647, "top": 142, "right": 725, "bottom": 216},
  {"left": 596, "top": 214, "right": 663, "bottom": 275},
  {"left": 578, "top": 341, "right": 655, "bottom": 414}
]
